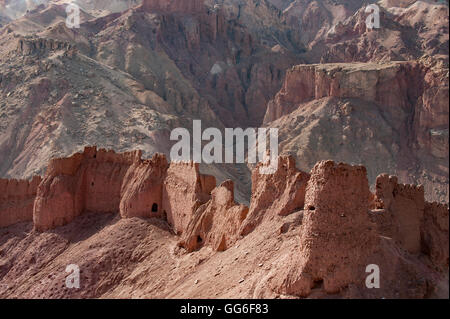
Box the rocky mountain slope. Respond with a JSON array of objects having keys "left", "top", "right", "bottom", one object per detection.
[
  {"left": 0, "top": 0, "right": 448, "bottom": 299},
  {"left": 0, "top": 0, "right": 448, "bottom": 204}
]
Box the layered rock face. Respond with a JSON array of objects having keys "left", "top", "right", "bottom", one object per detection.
[
  {"left": 0, "top": 176, "right": 42, "bottom": 227},
  {"left": 264, "top": 62, "right": 424, "bottom": 124},
  {"left": 180, "top": 180, "right": 249, "bottom": 252}
]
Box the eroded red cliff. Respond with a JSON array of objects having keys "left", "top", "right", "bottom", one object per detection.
[
  {"left": 263, "top": 61, "right": 449, "bottom": 204},
  {"left": 33, "top": 147, "right": 216, "bottom": 233},
  {"left": 261, "top": 160, "right": 447, "bottom": 298},
  {"left": 264, "top": 62, "right": 425, "bottom": 124},
  {"left": 0, "top": 147, "right": 448, "bottom": 299}
]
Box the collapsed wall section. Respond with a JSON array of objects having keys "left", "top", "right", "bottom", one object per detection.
[
  {"left": 370, "top": 173, "right": 449, "bottom": 269},
  {"left": 120, "top": 154, "right": 169, "bottom": 219},
  {"left": 162, "top": 161, "right": 216, "bottom": 235},
  {"left": 180, "top": 180, "right": 249, "bottom": 252},
  {"left": 240, "top": 155, "right": 310, "bottom": 236},
  {"left": 370, "top": 174, "right": 425, "bottom": 254}
]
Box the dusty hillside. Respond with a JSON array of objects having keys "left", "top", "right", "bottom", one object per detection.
[{"left": 0, "top": 0, "right": 448, "bottom": 300}]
